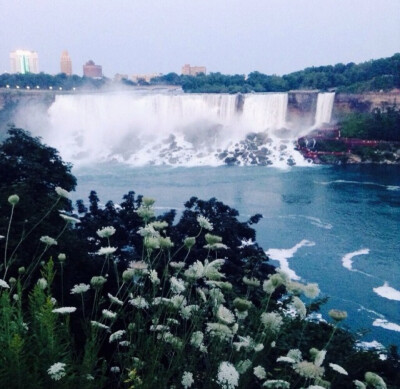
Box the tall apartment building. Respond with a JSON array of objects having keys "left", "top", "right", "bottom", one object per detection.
[
  {"left": 181, "top": 64, "right": 206, "bottom": 76},
  {"left": 60, "top": 50, "right": 72, "bottom": 75},
  {"left": 9, "top": 50, "right": 39, "bottom": 74},
  {"left": 83, "top": 60, "right": 102, "bottom": 78}
]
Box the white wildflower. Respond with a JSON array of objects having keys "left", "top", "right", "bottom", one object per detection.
[
  {"left": 37, "top": 278, "right": 48, "bottom": 290},
  {"left": 263, "top": 380, "right": 290, "bottom": 388},
  {"left": 59, "top": 213, "right": 80, "bottom": 224},
  {"left": 55, "top": 187, "right": 69, "bottom": 198},
  {"left": 353, "top": 380, "right": 367, "bottom": 389},
  {"left": 277, "top": 356, "right": 296, "bottom": 364},
  {"left": 206, "top": 322, "right": 233, "bottom": 341},
  {"left": 170, "top": 277, "right": 186, "bottom": 294},
  {"left": 0, "top": 279, "right": 10, "bottom": 289},
  {"left": 47, "top": 362, "right": 66, "bottom": 381},
  {"left": 171, "top": 294, "right": 187, "bottom": 308},
  {"left": 102, "top": 309, "right": 117, "bottom": 319},
  {"left": 292, "top": 296, "right": 307, "bottom": 319},
  {"left": 365, "top": 372, "right": 386, "bottom": 388},
  {"left": 150, "top": 325, "right": 170, "bottom": 332},
  {"left": 170, "top": 261, "right": 185, "bottom": 269},
  {"left": 109, "top": 330, "right": 126, "bottom": 343},
  {"left": 91, "top": 321, "right": 110, "bottom": 330},
  {"left": 209, "top": 287, "right": 225, "bottom": 306},
  {"left": 184, "top": 261, "right": 204, "bottom": 280},
  {"left": 8, "top": 194, "right": 20, "bottom": 205},
  {"left": 97, "top": 246, "right": 117, "bottom": 256},
  {"left": 96, "top": 226, "right": 116, "bottom": 238},
  {"left": 294, "top": 361, "right": 324, "bottom": 379},
  {"left": 260, "top": 312, "right": 283, "bottom": 334},
  {"left": 190, "top": 331, "right": 205, "bottom": 349},
  {"left": 40, "top": 236, "right": 57, "bottom": 246},
  {"left": 129, "top": 260, "right": 148, "bottom": 273},
  {"left": 70, "top": 283, "right": 90, "bottom": 294},
  {"left": 254, "top": 343, "right": 264, "bottom": 352},
  {"left": 254, "top": 366, "right": 266, "bottom": 380},
  {"left": 149, "top": 220, "right": 168, "bottom": 230},
  {"left": 181, "top": 371, "right": 194, "bottom": 389},
  {"left": 91, "top": 276, "right": 107, "bottom": 288},
  {"left": 129, "top": 296, "right": 149, "bottom": 309},
  {"left": 197, "top": 288, "right": 207, "bottom": 303},
  {"left": 217, "top": 361, "right": 239, "bottom": 389},
  {"left": 243, "top": 276, "right": 260, "bottom": 287},
  {"left": 197, "top": 215, "right": 213, "bottom": 231},
  {"left": 314, "top": 349, "right": 326, "bottom": 367},
  {"left": 108, "top": 293, "right": 123, "bottom": 306},
  {"left": 86, "top": 374, "right": 95, "bottom": 381},
  {"left": 119, "top": 341, "right": 130, "bottom": 347},
  {"left": 110, "top": 366, "right": 120, "bottom": 373},
  {"left": 52, "top": 307, "right": 76, "bottom": 314},
  {"left": 180, "top": 304, "right": 200, "bottom": 320},
  {"left": 217, "top": 305, "right": 235, "bottom": 324},
  {"left": 149, "top": 269, "right": 160, "bottom": 285},
  {"left": 329, "top": 363, "right": 348, "bottom": 375},
  {"left": 287, "top": 349, "right": 303, "bottom": 363},
  {"left": 304, "top": 283, "right": 320, "bottom": 299}
]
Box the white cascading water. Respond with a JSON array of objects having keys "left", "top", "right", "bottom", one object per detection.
[
  {"left": 314, "top": 92, "right": 335, "bottom": 127},
  {"left": 20, "top": 91, "right": 334, "bottom": 167}
]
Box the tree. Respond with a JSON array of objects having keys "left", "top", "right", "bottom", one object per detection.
[{"left": 0, "top": 127, "right": 76, "bottom": 272}]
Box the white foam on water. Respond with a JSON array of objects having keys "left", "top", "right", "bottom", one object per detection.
[
  {"left": 373, "top": 319, "right": 400, "bottom": 332},
  {"left": 265, "top": 239, "right": 315, "bottom": 280},
  {"left": 356, "top": 340, "right": 385, "bottom": 350},
  {"left": 316, "top": 180, "right": 400, "bottom": 191},
  {"left": 341, "top": 249, "right": 370, "bottom": 271},
  {"left": 373, "top": 282, "right": 400, "bottom": 301},
  {"left": 357, "top": 304, "right": 385, "bottom": 319}
]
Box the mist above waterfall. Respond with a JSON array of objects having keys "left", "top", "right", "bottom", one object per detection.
[{"left": 11, "top": 91, "right": 335, "bottom": 167}]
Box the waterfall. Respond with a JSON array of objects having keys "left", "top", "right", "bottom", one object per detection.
[
  {"left": 241, "top": 93, "right": 288, "bottom": 131},
  {"left": 314, "top": 92, "right": 335, "bottom": 127},
  {"left": 14, "top": 91, "right": 309, "bottom": 167}
]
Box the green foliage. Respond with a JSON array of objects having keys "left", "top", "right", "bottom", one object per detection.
[{"left": 340, "top": 106, "right": 400, "bottom": 142}]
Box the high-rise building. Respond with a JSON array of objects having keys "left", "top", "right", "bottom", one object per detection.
[
  {"left": 83, "top": 60, "right": 103, "bottom": 78},
  {"left": 9, "top": 50, "right": 39, "bottom": 74},
  {"left": 60, "top": 50, "right": 72, "bottom": 75},
  {"left": 181, "top": 64, "right": 206, "bottom": 76}
]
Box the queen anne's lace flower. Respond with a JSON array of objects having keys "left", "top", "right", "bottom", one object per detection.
[
  {"left": 70, "top": 283, "right": 90, "bottom": 294},
  {"left": 47, "top": 362, "right": 66, "bottom": 380},
  {"left": 0, "top": 279, "right": 11, "bottom": 289},
  {"left": 254, "top": 365, "right": 266, "bottom": 380},
  {"left": 260, "top": 312, "right": 283, "bottom": 334},
  {"left": 292, "top": 296, "right": 307, "bottom": 319},
  {"left": 40, "top": 236, "right": 57, "bottom": 246},
  {"left": 328, "top": 309, "right": 348, "bottom": 322},
  {"left": 109, "top": 330, "right": 126, "bottom": 343},
  {"left": 217, "top": 305, "right": 235, "bottom": 324},
  {"left": 263, "top": 380, "right": 290, "bottom": 388},
  {"left": 304, "top": 283, "right": 320, "bottom": 299},
  {"left": 294, "top": 361, "right": 324, "bottom": 379},
  {"left": 217, "top": 361, "right": 239, "bottom": 389},
  {"left": 170, "top": 277, "right": 186, "bottom": 294},
  {"left": 236, "top": 359, "right": 252, "bottom": 374},
  {"left": 197, "top": 215, "right": 213, "bottom": 231},
  {"left": 110, "top": 366, "right": 120, "bottom": 373},
  {"left": 102, "top": 309, "right": 117, "bottom": 319},
  {"left": 91, "top": 321, "right": 110, "bottom": 330},
  {"left": 108, "top": 293, "right": 123, "bottom": 306},
  {"left": 329, "top": 363, "right": 348, "bottom": 375},
  {"left": 97, "top": 246, "right": 117, "bottom": 256},
  {"left": 181, "top": 371, "right": 194, "bottom": 388},
  {"left": 129, "top": 296, "right": 149, "bottom": 309},
  {"left": 149, "top": 269, "right": 160, "bottom": 285},
  {"left": 59, "top": 213, "right": 80, "bottom": 224},
  {"left": 52, "top": 307, "right": 77, "bottom": 314},
  {"left": 8, "top": 194, "right": 20, "bottom": 205},
  {"left": 364, "top": 372, "right": 386, "bottom": 388},
  {"left": 37, "top": 278, "right": 48, "bottom": 290},
  {"left": 91, "top": 276, "right": 107, "bottom": 288},
  {"left": 97, "top": 226, "right": 116, "bottom": 238},
  {"left": 55, "top": 187, "right": 69, "bottom": 198}
]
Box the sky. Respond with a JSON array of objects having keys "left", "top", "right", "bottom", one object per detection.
[{"left": 0, "top": 0, "right": 399, "bottom": 77}]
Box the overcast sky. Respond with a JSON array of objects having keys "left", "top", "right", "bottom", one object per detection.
[{"left": 1, "top": 0, "right": 399, "bottom": 77}]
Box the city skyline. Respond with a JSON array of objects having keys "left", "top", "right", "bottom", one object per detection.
[{"left": 1, "top": 0, "right": 399, "bottom": 77}]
